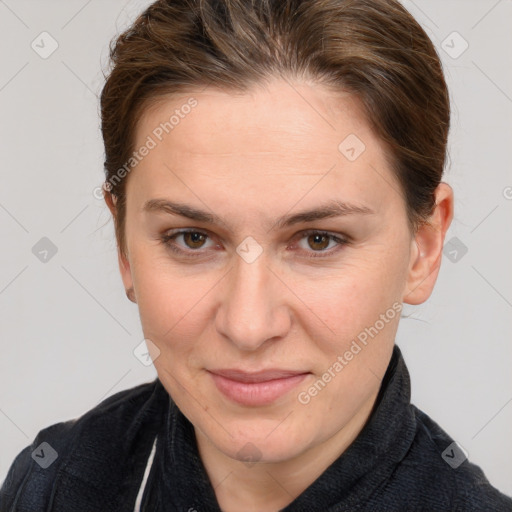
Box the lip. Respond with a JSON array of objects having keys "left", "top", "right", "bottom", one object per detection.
[{"left": 208, "top": 369, "right": 311, "bottom": 406}]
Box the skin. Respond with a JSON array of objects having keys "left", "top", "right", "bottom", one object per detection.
[{"left": 106, "top": 77, "right": 453, "bottom": 511}]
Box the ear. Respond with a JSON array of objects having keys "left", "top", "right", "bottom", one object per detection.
[
  {"left": 104, "top": 191, "right": 136, "bottom": 302},
  {"left": 403, "top": 182, "right": 454, "bottom": 305}
]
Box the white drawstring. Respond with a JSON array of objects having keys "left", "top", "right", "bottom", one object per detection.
[{"left": 133, "top": 434, "right": 158, "bottom": 512}]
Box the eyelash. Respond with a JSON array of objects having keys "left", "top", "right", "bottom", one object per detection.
[{"left": 159, "top": 229, "right": 349, "bottom": 259}]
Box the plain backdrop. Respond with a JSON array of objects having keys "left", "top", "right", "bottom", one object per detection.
[{"left": 1, "top": 0, "right": 511, "bottom": 497}]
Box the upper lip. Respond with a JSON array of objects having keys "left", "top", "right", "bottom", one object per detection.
[{"left": 208, "top": 369, "right": 310, "bottom": 383}]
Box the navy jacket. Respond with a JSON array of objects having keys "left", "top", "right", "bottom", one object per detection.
[{"left": 1, "top": 344, "right": 511, "bottom": 511}]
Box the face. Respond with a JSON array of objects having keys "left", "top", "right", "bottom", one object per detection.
[{"left": 115, "top": 77, "right": 421, "bottom": 464}]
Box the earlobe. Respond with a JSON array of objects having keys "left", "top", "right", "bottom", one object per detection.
[
  {"left": 403, "top": 182, "right": 454, "bottom": 305},
  {"left": 104, "top": 188, "right": 116, "bottom": 216},
  {"left": 117, "top": 245, "right": 136, "bottom": 304},
  {"left": 125, "top": 286, "right": 136, "bottom": 303}
]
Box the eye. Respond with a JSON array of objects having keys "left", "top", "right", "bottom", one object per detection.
[
  {"left": 160, "top": 229, "right": 214, "bottom": 256},
  {"left": 160, "top": 229, "right": 348, "bottom": 259},
  {"left": 295, "top": 230, "right": 348, "bottom": 258}
]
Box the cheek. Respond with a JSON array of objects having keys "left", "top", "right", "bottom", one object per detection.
[
  {"left": 292, "top": 258, "right": 403, "bottom": 425},
  {"left": 129, "top": 250, "right": 211, "bottom": 354},
  {"left": 289, "top": 251, "right": 407, "bottom": 410},
  {"left": 292, "top": 252, "right": 405, "bottom": 342}
]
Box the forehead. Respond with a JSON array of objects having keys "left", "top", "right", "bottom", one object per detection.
[
  {"left": 136, "top": 78, "right": 374, "bottom": 154},
  {"left": 129, "top": 78, "right": 399, "bottom": 216}
]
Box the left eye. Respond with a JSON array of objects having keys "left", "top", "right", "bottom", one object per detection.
[
  {"left": 298, "top": 232, "right": 339, "bottom": 251},
  {"left": 294, "top": 230, "right": 348, "bottom": 257}
]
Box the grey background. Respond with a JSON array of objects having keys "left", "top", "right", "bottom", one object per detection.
[{"left": 1, "top": 0, "right": 511, "bottom": 496}]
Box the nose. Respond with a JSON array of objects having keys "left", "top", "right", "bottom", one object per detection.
[{"left": 215, "top": 248, "right": 292, "bottom": 352}]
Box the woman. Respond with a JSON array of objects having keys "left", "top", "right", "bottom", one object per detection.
[{"left": 1, "top": 0, "right": 511, "bottom": 510}]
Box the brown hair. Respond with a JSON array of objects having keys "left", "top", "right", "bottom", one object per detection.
[{"left": 100, "top": 0, "right": 450, "bottom": 258}]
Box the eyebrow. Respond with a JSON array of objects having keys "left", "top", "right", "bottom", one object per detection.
[{"left": 142, "top": 198, "right": 375, "bottom": 231}]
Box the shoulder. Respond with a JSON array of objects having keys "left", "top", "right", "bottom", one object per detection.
[
  {"left": 0, "top": 378, "right": 165, "bottom": 512},
  {"left": 377, "top": 404, "right": 512, "bottom": 510}
]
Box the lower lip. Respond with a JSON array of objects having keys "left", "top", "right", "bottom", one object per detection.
[{"left": 209, "top": 372, "right": 309, "bottom": 406}]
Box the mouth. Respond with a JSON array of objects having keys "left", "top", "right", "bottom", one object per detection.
[{"left": 207, "top": 369, "right": 311, "bottom": 406}]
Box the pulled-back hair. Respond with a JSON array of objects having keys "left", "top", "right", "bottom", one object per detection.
[{"left": 100, "top": 0, "right": 450, "bottom": 257}]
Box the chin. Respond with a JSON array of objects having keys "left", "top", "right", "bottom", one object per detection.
[{"left": 212, "top": 419, "right": 313, "bottom": 464}]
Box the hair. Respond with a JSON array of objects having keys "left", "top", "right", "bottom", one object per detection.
[{"left": 100, "top": 0, "right": 450, "bottom": 258}]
